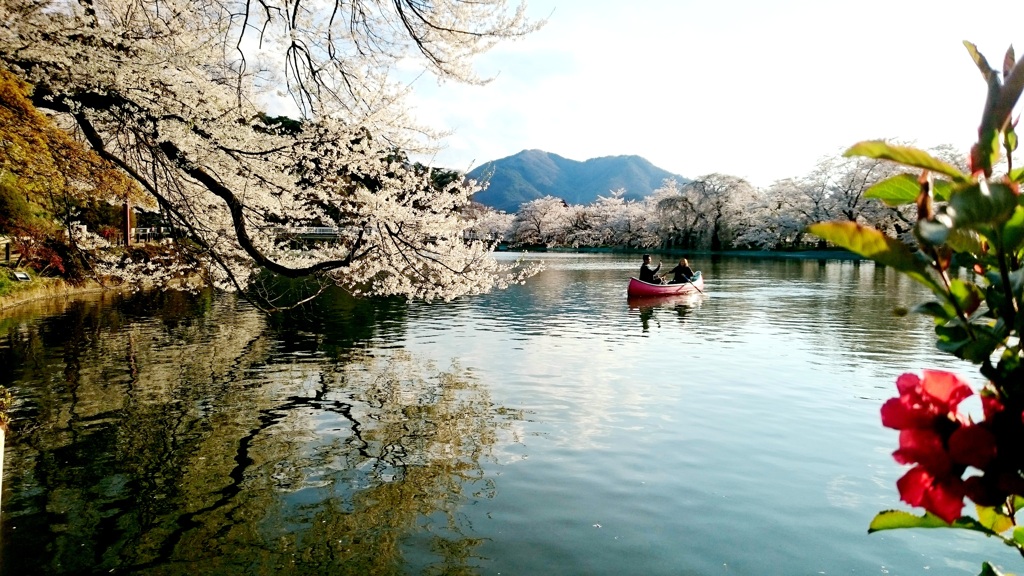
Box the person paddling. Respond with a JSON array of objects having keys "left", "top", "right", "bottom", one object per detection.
[
  {"left": 639, "top": 254, "right": 662, "bottom": 283},
  {"left": 667, "top": 258, "right": 694, "bottom": 284}
]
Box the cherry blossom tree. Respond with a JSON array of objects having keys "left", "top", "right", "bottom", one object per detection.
[
  {"left": 509, "top": 195, "right": 570, "bottom": 247},
  {"left": 732, "top": 180, "right": 808, "bottom": 249},
  {"left": 682, "top": 174, "right": 755, "bottom": 250},
  {"left": 646, "top": 179, "right": 699, "bottom": 249},
  {"left": 461, "top": 203, "right": 513, "bottom": 244},
  {"left": 0, "top": 0, "right": 541, "bottom": 308},
  {"left": 586, "top": 192, "right": 628, "bottom": 247}
]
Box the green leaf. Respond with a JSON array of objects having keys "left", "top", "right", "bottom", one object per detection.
[
  {"left": 1006, "top": 126, "right": 1018, "bottom": 154},
  {"left": 949, "top": 182, "right": 1019, "bottom": 228},
  {"left": 946, "top": 227, "right": 985, "bottom": 255},
  {"left": 934, "top": 179, "right": 957, "bottom": 202},
  {"left": 950, "top": 279, "right": 984, "bottom": 315},
  {"left": 936, "top": 319, "right": 1001, "bottom": 364},
  {"left": 1009, "top": 167, "right": 1024, "bottom": 182},
  {"left": 807, "top": 222, "right": 935, "bottom": 292},
  {"left": 864, "top": 174, "right": 920, "bottom": 207},
  {"left": 973, "top": 130, "right": 1002, "bottom": 177},
  {"left": 869, "top": 510, "right": 952, "bottom": 532},
  {"left": 868, "top": 509, "right": 987, "bottom": 532},
  {"left": 976, "top": 504, "right": 1014, "bottom": 533},
  {"left": 960, "top": 335, "right": 1002, "bottom": 364},
  {"left": 865, "top": 174, "right": 959, "bottom": 207},
  {"left": 845, "top": 141, "right": 969, "bottom": 183},
  {"left": 913, "top": 301, "right": 954, "bottom": 322},
  {"left": 978, "top": 561, "right": 1008, "bottom": 576},
  {"left": 1011, "top": 268, "right": 1024, "bottom": 295},
  {"left": 936, "top": 324, "right": 971, "bottom": 355},
  {"left": 1013, "top": 525, "right": 1024, "bottom": 546},
  {"left": 1001, "top": 205, "right": 1024, "bottom": 253}
]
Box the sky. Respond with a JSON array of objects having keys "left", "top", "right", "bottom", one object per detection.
[{"left": 405, "top": 0, "right": 1024, "bottom": 189}]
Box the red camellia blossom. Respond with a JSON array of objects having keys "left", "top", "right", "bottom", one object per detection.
[
  {"left": 881, "top": 370, "right": 972, "bottom": 431},
  {"left": 893, "top": 428, "right": 952, "bottom": 475},
  {"left": 948, "top": 425, "right": 998, "bottom": 469},
  {"left": 881, "top": 370, "right": 975, "bottom": 523},
  {"left": 897, "top": 466, "right": 966, "bottom": 524}
]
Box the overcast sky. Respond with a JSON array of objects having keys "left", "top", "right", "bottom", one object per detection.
[{"left": 406, "top": 0, "right": 1024, "bottom": 188}]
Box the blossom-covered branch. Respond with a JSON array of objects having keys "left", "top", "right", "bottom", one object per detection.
[{"left": 0, "top": 0, "right": 542, "bottom": 302}]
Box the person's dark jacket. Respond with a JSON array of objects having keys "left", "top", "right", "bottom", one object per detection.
[
  {"left": 639, "top": 262, "right": 661, "bottom": 283},
  {"left": 668, "top": 264, "right": 694, "bottom": 284}
]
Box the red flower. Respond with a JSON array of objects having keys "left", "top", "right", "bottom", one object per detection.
[
  {"left": 881, "top": 370, "right": 973, "bottom": 431},
  {"left": 897, "top": 466, "right": 965, "bottom": 523},
  {"left": 882, "top": 370, "right": 976, "bottom": 521},
  {"left": 948, "top": 424, "right": 997, "bottom": 469},
  {"left": 893, "top": 428, "right": 952, "bottom": 475}
]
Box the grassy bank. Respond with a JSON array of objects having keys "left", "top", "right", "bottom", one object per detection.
[{"left": 0, "top": 271, "right": 109, "bottom": 313}]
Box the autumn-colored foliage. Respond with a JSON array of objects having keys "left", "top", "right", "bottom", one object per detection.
[
  {"left": 0, "top": 66, "right": 149, "bottom": 280},
  {"left": 0, "top": 67, "right": 144, "bottom": 209}
]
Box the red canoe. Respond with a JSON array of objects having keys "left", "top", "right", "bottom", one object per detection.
[{"left": 627, "top": 272, "right": 704, "bottom": 297}]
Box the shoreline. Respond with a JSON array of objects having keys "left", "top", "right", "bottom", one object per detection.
[
  {"left": 0, "top": 278, "right": 117, "bottom": 314},
  {"left": 537, "top": 246, "right": 865, "bottom": 261},
  {"left": 2, "top": 249, "right": 864, "bottom": 314},
  {"left": 708, "top": 249, "right": 864, "bottom": 261}
]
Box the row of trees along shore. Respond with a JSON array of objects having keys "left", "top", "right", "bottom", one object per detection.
[{"left": 465, "top": 143, "right": 969, "bottom": 252}]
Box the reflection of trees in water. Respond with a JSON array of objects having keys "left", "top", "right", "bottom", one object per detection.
[
  {"left": 1, "top": 291, "right": 519, "bottom": 575},
  {"left": 264, "top": 283, "right": 411, "bottom": 360},
  {"left": 706, "top": 257, "right": 942, "bottom": 372}
]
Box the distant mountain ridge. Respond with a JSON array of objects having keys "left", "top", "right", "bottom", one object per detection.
[{"left": 467, "top": 150, "right": 690, "bottom": 213}]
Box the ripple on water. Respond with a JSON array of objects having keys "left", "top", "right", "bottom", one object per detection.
[{"left": 2, "top": 254, "right": 1012, "bottom": 576}]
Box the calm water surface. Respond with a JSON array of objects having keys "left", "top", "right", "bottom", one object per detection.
[{"left": 0, "top": 253, "right": 1019, "bottom": 575}]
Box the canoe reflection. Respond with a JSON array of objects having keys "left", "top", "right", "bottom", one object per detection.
[{"left": 627, "top": 292, "right": 704, "bottom": 331}]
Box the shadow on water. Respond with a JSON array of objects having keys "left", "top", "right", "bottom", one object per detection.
[{"left": 0, "top": 287, "right": 520, "bottom": 575}]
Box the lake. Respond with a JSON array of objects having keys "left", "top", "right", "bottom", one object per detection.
[{"left": 0, "top": 252, "right": 1019, "bottom": 575}]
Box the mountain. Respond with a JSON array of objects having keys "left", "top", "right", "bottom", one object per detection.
[{"left": 466, "top": 150, "right": 690, "bottom": 213}]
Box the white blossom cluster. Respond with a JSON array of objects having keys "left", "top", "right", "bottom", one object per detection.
[
  {"left": 67, "top": 222, "right": 110, "bottom": 250},
  {"left": 0, "top": 0, "right": 541, "bottom": 305}
]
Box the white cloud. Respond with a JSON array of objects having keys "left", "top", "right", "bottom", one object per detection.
[{"left": 410, "top": 0, "right": 1024, "bottom": 187}]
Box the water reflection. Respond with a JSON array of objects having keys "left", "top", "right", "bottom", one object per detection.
[
  {"left": 1, "top": 255, "right": 1004, "bottom": 575},
  {"left": 700, "top": 257, "right": 945, "bottom": 377},
  {"left": 627, "top": 294, "right": 704, "bottom": 332},
  {"left": 265, "top": 284, "right": 411, "bottom": 359},
  {"left": 0, "top": 291, "right": 519, "bottom": 575}
]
